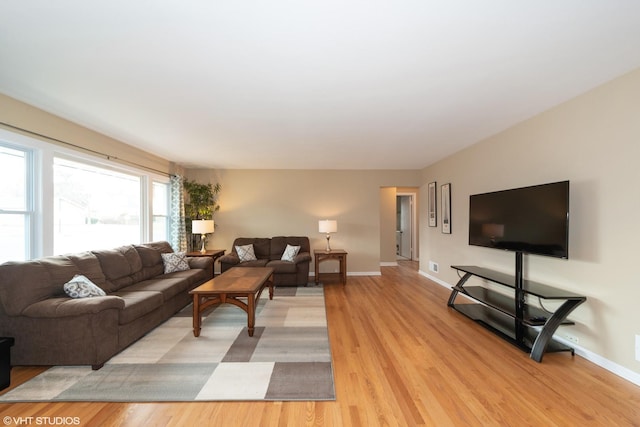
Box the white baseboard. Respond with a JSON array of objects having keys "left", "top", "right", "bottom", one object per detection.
[
  {"left": 380, "top": 262, "right": 398, "bottom": 267},
  {"left": 349, "top": 271, "right": 382, "bottom": 276},
  {"left": 419, "top": 270, "right": 451, "bottom": 289},
  {"left": 309, "top": 271, "right": 382, "bottom": 277},
  {"left": 419, "top": 269, "right": 640, "bottom": 387},
  {"left": 552, "top": 336, "right": 640, "bottom": 387}
]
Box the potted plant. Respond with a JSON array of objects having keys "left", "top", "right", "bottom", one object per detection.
[{"left": 184, "top": 179, "right": 221, "bottom": 251}]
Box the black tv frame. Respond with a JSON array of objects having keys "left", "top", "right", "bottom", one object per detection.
[{"left": 468, "top": 180, "right": 570, "bottom": 259}]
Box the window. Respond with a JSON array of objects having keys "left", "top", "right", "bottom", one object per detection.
[
  {"left": 0, "top": 144, "right": 33, "bottom": 263},
  {"left": 152, "top": 181, "right": 169, "bottom": 241},
  {"left": 1, "top": 128, "right": 173, "bottom": 261},
  {"left": 53, "top": 157, "right": 141, "bottom": 254}
]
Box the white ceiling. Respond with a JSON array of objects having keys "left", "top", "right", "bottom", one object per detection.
[{"left": 1, "top": 1, "right": 640, "bottom": 170}]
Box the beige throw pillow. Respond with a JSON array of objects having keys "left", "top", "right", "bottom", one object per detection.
[{"left": 236, "top": 244, "right": 257, "bottom": 262}]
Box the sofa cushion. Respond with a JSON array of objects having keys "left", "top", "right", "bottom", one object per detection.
[
  {"left": 63, "top": 275, "right": 106, "bottom": 298},
  {"left": 35, "top": 256, "right": 97, "bottom": 299},
  {"left": 92, "top": 245, "right": 144, "bottom": 292},
  {"left": 21, "top": 295, "right": 125, "bottom": 318},
  {"left": 111, "top": 291, "right": 164, "bottom": 325},
  {"left": 66, "top": 252, "right": 107, "bottom": 288},
  {"left": 136, "top": 241, "right": 173, "bottom": 261},
  {"left": 266, "top": 259, "right": 298, "bottom": 274},
  {"left": 0, "top": 261, "right": 57, "bottom": 316},
  {"left": 163, "top": 268, "right": 211, "bottom": 288},
  {"left": 134, "top": 241, "right": 172, "bottom": 280},
  {"left": 270, "top": 236, "right": 310, "bottom": 260},
  {"left": 235, "top": 259, "right": 269, "bottom": 268},
  {"left": 236, "top": 244, "right": 257, "bottom": 262},
  {"left": 187, "top": 256, "right": 213, "bottom": 272},
  {"left": 0, "top": 252, "right": 109, "bottom": 315},
  {"left": 233, "top": 238, "right": 271, "bottom": 259},
  {"left": 123, "top": 278, "right": 190, "bottom": 301},
  {"left": 161, "top": 252, "right": 190, "bottom": 273}
]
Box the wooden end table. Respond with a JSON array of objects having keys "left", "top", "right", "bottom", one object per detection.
[
  {"left": 189, "top": 267, "right": 274, "bottom": 338},
  {"left": 186, "top": 249, "right": 225, "bottom": 277},
  {"left": 314, "top": 249, "right": 348, "bottom": 285}
]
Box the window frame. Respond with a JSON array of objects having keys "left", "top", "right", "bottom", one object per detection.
[
  {"left": 151, "top": 179, "right": 171, "bottom": 243},
  {"left": 0, "top": 131, "right": 42, "bottom": 261},
  {"left": 0, "top": 127, "right": 171, "bottom": 261}
]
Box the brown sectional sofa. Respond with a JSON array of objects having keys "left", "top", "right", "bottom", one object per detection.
[
  {"left": 219, "top": 236, "right": 311, "bottom": 286},
  {"left": 0, "top": 241, "right": 213, "bottom": 369}
]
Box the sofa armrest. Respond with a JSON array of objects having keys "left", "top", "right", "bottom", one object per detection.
[
  {"left": 187, "top": 256, "right": 214, "bottom": 271},
  {"left": 20, "top": 296, "right": 125, "bottom": 318},
  {"left": 219, "top": 253, "right": 240, "bottom": 265},
  {"left": 294, "top": 252, "right": 312, "bottom": 264}
]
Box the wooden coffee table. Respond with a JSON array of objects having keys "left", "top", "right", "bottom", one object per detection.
[{"left": 189, "top": 267, "right": 274, "bottom": 338}]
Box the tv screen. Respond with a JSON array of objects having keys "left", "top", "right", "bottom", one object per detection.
[{"left": 468, "top": 181, "right": 569, "bottom": 258}]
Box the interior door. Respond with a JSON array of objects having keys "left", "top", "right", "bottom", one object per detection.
[{"left": 397, "top": 195, "right": 412, "bottom": 259}]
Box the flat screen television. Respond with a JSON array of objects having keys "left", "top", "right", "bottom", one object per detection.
[{"left": 468, "top": 181, "right": 569, "bottom": 259}]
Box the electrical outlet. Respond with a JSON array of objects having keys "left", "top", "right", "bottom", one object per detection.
[
  {"left": 429, "top": 261, "right": 439, "bottom": 273},
  {"left": 635, "top": 335, "right": 640, "bottom": 362},
  {"left": 564, "top": 333, "right": 579, "bottom": 345}
]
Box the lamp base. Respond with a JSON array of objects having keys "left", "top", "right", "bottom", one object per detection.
[
  {"left": 325, "top": 234, "right": 332, "bottom": 252},
  {"left": 200, "top": 234, "right": 207, "bottom": 253}
]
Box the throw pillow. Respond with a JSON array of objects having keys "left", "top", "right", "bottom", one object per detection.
[
  {"left": 236, "top": 244, "right": 257, "bottom": 262},
  {"left": 161, "top": 252, "right": 190, "bottom": 274},
  {"left": 281, "top": 244, "right": 301, "bottom": 262},
  {"left": 63, "top": 274, "right": 106, "bottom": 299}
]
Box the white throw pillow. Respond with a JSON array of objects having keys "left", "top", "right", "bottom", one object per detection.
[
  {"left": 161, "top": 252, "right": 190, "bottom": 273},
  {"left": 236, "top": 244, "right": 257, "bottom": 262},
  {"left": 63, "top": 274, "right": 106, "bottom": 298},
  {"left": 281, "top": 244, "right": 301, "bottom": 262}
]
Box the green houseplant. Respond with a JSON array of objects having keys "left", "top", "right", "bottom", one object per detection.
[{"left": 184, "top": 179, "right": 221, "bottom": 250}]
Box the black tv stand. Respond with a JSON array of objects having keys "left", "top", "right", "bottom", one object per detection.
[{"left": 447, "top": 253, "right": 586, "bottom": 362}]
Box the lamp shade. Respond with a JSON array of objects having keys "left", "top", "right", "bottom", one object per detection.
[
  {"left": 192, "top": 219, "right": 214, "bottom": 234},
  {"left": 318, "top": 219, "right": 337, "bottom": 234}
]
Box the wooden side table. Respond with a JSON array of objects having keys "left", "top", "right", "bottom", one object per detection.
[
  {"left": 314, "top": 249, "right": 348, "bottom": 285},
  {"left": 186, "top": 249, "right": 225, "bottom": 277}
]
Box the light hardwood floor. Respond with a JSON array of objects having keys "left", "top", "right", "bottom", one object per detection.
[{"left": 1, "top": 261, "right": 639, "bottom": 426}]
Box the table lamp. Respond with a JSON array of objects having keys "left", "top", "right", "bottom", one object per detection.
[
  {"left": 192, "top": 219, "right": 214, "bottom": 253},
  {"left": 318, "top": 219, "right": 337, "bottom": 252}
]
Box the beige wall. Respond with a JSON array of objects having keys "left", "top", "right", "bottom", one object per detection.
[
  {"left": 379, "top": 187, "right": 397, "bottom": 264},
  {"left": 0, "top": 93, "right": 176, "bottom": 175},
  {"left": 185, "top": 169, "right": 421, "bottom": 274},
  {"left": 420, "top": 68, "right": 640, "bottom": 375}
]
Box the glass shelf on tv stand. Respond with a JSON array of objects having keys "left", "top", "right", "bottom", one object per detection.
[{"left": 447, "top": 265, "right": 587, "bottom": 362}]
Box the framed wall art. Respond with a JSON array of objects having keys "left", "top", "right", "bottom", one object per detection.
[
  {"left": 441, "top": 183, "right": 451, "bottom": 234},
  {"left": 428, "top": 181, "right": 437, "bottom": 227}
]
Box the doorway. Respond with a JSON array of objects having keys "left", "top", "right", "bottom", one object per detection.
[{"left": 396, "top": 194, "right": 414, "bottom": 260}]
